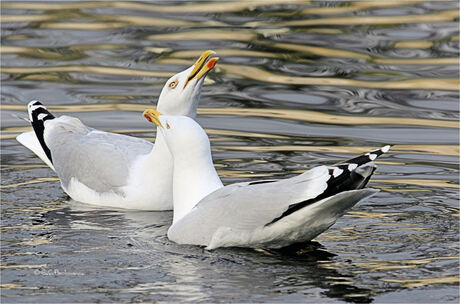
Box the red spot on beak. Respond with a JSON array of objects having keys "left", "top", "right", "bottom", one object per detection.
[
  {"left": 144, "top": 114, "right": 152, "bottom": 122},
  {"left": 207, "top": 58, "right": 218, "bottom": 69}
]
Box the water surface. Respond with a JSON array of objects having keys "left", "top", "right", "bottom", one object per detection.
[{"left": 1, "top": 1, "right": 459, "bottom": 303}]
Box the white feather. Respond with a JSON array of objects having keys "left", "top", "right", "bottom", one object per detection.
[
  {"left": 332, "top": 167, "right": 343, "bottom": 177},
  {"left": 160, "top": 115, "right": 383, "bottom": 249},
  {"left": 348, "top": 163, "right": 358, "bottom": 171},
  {"left": 37, "top": 113, "right": 48, "bottom": 120},
  {"left": 15, "top": 51, "right": 218, "bottom": 210},
  {"left": 16, "top": 131, "right": 55, "bottom": 171}
]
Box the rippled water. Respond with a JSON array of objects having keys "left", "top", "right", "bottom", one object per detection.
[{"left": 1, "top": 1, "right": 459, "bottom": 303}]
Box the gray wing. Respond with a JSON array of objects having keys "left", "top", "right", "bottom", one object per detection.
[
  {"left": 168, "top": 166, "right": 331, "bottom": 244},
  {"left": 44, "top": 116, "right": 153, "bottom": 193}
]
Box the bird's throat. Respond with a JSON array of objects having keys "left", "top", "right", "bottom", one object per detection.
[{"left": 172, "top": 152, "right": 223, "bottom": 224}]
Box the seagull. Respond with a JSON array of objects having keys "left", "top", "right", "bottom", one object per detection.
[
  {"left": 143, "top": 109, "right": 391, "bottom": 249},
  {"left": 16, "top": 51, "right": 219, "bottom": 210}
]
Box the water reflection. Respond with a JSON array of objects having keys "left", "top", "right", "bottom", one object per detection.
[
  {"left": 3, "top": 198, "right": 374, "bottom": 303},
  {"left": 272, "top": 9, "right": 459, "bottom": 27},
  {"left": 1, "top": 0, "right": 459, "bottom": 302},
  {"left": 2, "top": 104, "right": 457, "bottom": 128}
]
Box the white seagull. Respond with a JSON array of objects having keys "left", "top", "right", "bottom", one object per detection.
[
  {"left": 143, "top": 110, "right": 391, "bottom": 249},
  {"left": 16, "top": 51, "right": 218, "bottom": 210}
]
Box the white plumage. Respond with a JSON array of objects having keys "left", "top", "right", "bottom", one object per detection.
[
  {"left": 16, "top": 51, "right": 218, "bottom": 210},
  {"left": 143, "top": 111, "right": 390, "bottom": 249}
]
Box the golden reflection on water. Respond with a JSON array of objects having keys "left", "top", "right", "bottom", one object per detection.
[
  {"left": 374, "top": 185, "right": 430, "bottom": 193},
  {"left": 0, "top": 13, "right": 196, "bottom": 28},
  {"left": 264, "top": 41, "right": 370, "bottom": 60},
  {"left": 1, "top": 251, "right": 40, "bottom": 257},
  {"left": 147, "top": 29, "right": 256, "bottom": 42},
  {"left": 159, "top": 56, "right": 460, "bottom": 90},
  {"left": 351, "top": 257, "right": 460, "bottom": 277},
  {"left": 40, "top": 22, "right": 128, "bottom": 30},
  {"left": 397, "top": 256, "right": 460, "bottom": 265},
  {"left": 13, "top": 60, "right": 454, "bottom": 91},
  {"left": 373, "top": 179, "right": 459, "bottom": 189},
  {"left": 216, "top": 145, "right": 458, "bottom": 157},
  {"left": 98, "top": 15, "right": 196, "bottom": 27},
  {"left": 1, "top": 3, "right": 458, "bottom": 92},
  {"left": 374, "top": 57, "right": 459, "bottom": 65},
  {"left": 0, "top": 15, "right": 54, "bottom": 23},
  {"left": 269, "top": 9, "right": 459, "bottom": 27},
  {"left": 393, "top": 41, "right": 435, "bottom": 49},
  {"left": 199, "top": 107, "right": 459, "bottom": 128},
  {"left": 1, "top": 225, "right": 55, "bottom": 230},
  {"left": 0, "top": 177, "right": 59, "bottom": 189},
  {"left": 165, "top": 42, "right": 459, "bottom": 65},
  {"left": 172, "top": 49, "right": 279, "bottom": 60},
  {"left": 317, "top": 222, "right": 459, "bottom": 288},
  {"left": 347, "top": 211, "right": 405, "bottom": 219},
  {"left": 171, "top": 46, "right": 458, "bottom": 66},
  {"left": 381, "top": 275, "right": 460, "bottom": 288},
  {"left": 2, "top": 104, "right": 457, "bottom": 129},
  {"left": 0, "top": 65, "right": 172, "bottom": 78},
  {"left": 304, "top": 0, "right": 425, "bottom": 15},
  {"left": 26, "top": 4, "right": 447, "bottom": 31},
  {"left": 320, "top": 226, "right": 430, "bottom": 243},
  {"left": 1, "top": 1, "right": 103, "bottom": 10},
  {"left": 205, "top": 128, "right": 288, "bottom": 139},
  {"left": 2, "top": 202, "right": 64, "bottom": 218},
  {"left": 216, "top": 170, "right": 277, "bottom": 179},
  {"left": 0, "top": 283, "right": 40, "bottom": 290},
  {"left": 295, "top": 44, "right": 457, "bottom": 64},
  {"left": 117, "top": 0, "right": 306, "bottom": 13},
  {"left": 1, "top": 0, "right": 307, "bottom": 13},
  {"left": 0, "top": 263, "right": 47, "bottom": 269},
  {"left": 0, "top": 46, "right": 87, "bottom": 61},
  {"left": 219, "top": 64, "right": 459, "bottom": 91}
]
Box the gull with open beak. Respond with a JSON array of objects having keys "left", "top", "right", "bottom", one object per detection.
[
  {"left": 16, "top": 51, "right": 219, "bottom": 210},
  {"left": 157, "top": 50, "right": 218, "bottom": 117},
  {"left": 143, "top": 110, "right": 391, "bottom": 249}
]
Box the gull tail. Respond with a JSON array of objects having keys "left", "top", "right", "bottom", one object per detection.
[
  {"left": 266, "top": 145, "right": 391, "bottom": 226},
  {"left": 328, "top": 145, "right": 391, "bottom": 191},
  {"left": 16, "top": 100, "right": 56, "bottom": 171}
]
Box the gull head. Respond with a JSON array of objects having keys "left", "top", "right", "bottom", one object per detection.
[
  {"left": 156, "top": 50, "right": 218, "bottom": 118},
  {"left": 143, "top": 109, "right": 210, "bottom": 157}
]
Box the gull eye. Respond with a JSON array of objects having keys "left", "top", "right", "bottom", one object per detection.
[
  {"left": 169, "top": 80, "right": 178, "bottom": 88},
  {"left": 166, "top": 122, "right": 171, "bottom": 129}
]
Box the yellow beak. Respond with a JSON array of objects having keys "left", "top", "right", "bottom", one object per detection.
[
  {"left": 184, "top": 50, "right": 219, "bottom": 88},
  {"left": 143, "top": 109, "right": 163, "bottom": 128}
]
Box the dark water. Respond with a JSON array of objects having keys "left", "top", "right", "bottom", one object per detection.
[{"left": 1, "top": 1, "right": 459, "bottom": 303}]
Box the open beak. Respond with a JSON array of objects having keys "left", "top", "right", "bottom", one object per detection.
[
  {"left": 143, "top": 109, "right": 163, "bottom": 128},
  {"left": 184, "top": 50, "right": 219, "bottom": 88}
]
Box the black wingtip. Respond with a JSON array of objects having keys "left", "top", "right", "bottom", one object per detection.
[
  {"left": 266, "top": 146, "right": 391, "bottom": 227},
  {"left": 334, "top": 145, "right": 391, "bottom": 168},
  {"left": 28, "top": 100, "right": 55, "bottom": 121},
  {"left": 328, "top": 145, "right": 392, "bottom": 185},
  {"left": 29, "top": 100, "right": 42, "bottom": 106},
  {"left": 27, "top": 100, "right": 55, "bottom": 164}
]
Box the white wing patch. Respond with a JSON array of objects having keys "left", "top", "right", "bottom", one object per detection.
[
  {"left": 381, "top": 145, "right": 391, "bottom": 153},
  {"left": 332, "top": 167, "right": 343, "bottom": 177},
  {"left": 365, "top": 153, "right": 377, "bottom": 160},
  {"left": 348, "top": 163, "right": 358, "bottom": 171},
  {"left": 37, "top": 113, "right": 48, "bottom": 120}
]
